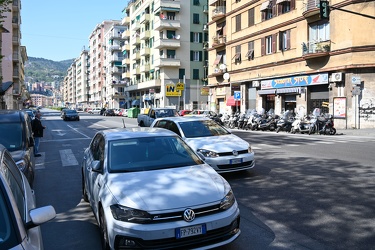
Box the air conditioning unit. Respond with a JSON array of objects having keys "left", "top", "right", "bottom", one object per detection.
[{"left": 331, "top": 73, "right": 342, "bottom": 82}]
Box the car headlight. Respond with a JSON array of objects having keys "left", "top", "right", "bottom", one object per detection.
[
  {"left": 110, "top": 204, "right": 152, "bottom": 223},
  {"left": 197, "top": 149, "right": 219, "bottom": 158},
  {"left": 220, "top": 189, "right": 235, "bottom": 210},
  {"left": 15, "top": 159, "right": 27, "bottom": 172}
]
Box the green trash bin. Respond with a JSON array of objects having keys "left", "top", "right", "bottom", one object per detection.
[{"left": 128, "top": 108, "right": 141, "bottom": 118}]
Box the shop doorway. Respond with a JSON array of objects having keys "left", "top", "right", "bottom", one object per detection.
[
  {"left": 283, "top": 95, "right": 296, "bottom": 113},
  {"left": 264, "top": 95, "right": 275, "bottom": 112}
]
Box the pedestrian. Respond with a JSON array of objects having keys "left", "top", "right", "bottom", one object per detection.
[{"left": 32, "top": 111, "right": 46, "bottom": 157}]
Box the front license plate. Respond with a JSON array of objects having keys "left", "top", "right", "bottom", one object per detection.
[
  {"left": 176, "top": 224, "right": 206, "bottom": 239},
  {"left": 230, "top": 158, "right": 243, "bottom": 164}
]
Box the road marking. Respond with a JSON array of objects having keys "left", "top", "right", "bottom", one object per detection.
[
  {"left": 59, "top": 149, "right": 79, "bottom": 167},
  {"left": 35, "top": 152, "right": 45, "bottom": 170},
  {"left": 42, "top": 138, "right": 91, "bottom": 143},
  {"left": 66, "top": 124, "right": 91, "bottom": 138}
]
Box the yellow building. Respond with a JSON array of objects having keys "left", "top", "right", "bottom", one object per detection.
[{"left": 208, "top": 0, "right": 375, "bottom": 129}]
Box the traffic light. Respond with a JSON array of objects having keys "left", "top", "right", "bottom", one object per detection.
[{"left": 320, "top": 0, "right": 330, "bottom": 20}]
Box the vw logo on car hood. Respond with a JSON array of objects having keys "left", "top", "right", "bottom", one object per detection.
[
  {"left": 183, "top": 208, "right": 195, "bottom": 222},
  {"left": 232, "top": 150, "right": 238, "bottom": 156}
]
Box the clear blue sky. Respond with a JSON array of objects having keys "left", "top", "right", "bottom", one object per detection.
[{"left": 21, "top": 0, "right": 126, "bottom": 61}]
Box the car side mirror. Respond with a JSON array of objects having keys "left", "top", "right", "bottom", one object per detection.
[
  {"left": 196, "top": 152, "right": 206, "bottom": 161},
  {"left": 91, "top": 160, "right": 102, "bottom": 172},
  {"left": 26, "top": 205, "right": 56, "bottom": 229}
]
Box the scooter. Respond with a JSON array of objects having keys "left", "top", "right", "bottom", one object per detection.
[
  {"left": 291, "top": 115, "right": 312, "bottom": 134},
  {"left": 276, "top": 110, "right": 294, "bottom": 133},
  {"left": 319, "top": 115, "right": 336, "bottom": 135}
]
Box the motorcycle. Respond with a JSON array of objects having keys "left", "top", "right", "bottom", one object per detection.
[
  {"left": 319, "top": 115, "right": 336, "bottom": 135},
  {"left": 237, "top": 113, "right": 246, "bottom": 129},
  {"left": 228, "top": 112, "right": 240, "bottom": 129},
  {"left": 276, "top": 110, "right": 294, "bottom": 133},
  {"left": 291, "top": 115, "right": 312, "bottom": 134},
  {"left": 256, "top": 109, "right": 277, "bottom": 131}
]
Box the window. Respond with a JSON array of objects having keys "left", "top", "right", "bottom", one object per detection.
[
  {"left": 191, "top": 32, "right": 201, "bottom": 43},
  {"left": 235, "top": 14, "right": 241, "bottom": 32},
  {"left": 233, "top": 45, "right": 241, "bottom": 63},
  {"left": 246, "top": 41, "right": 254, "bottom": 60},
  {"left": 193, "top": 13, "right": 200, "bottom": 24},
  {"left": 279, "top": 30, "right": 290, "bottom": 51},
  {"left": 248, "top": 8, "right": 255, "bottom": 27},
  {"left": 277, "top": 0, "right": 294, "bottom": 14},
  {"left": 179, "top": 68, "right": 185, "bottom": 80},
  {"left": 260, "top": 1, "right": 273, "bottom": 21},
  {"left": 266, "top": 35, "right": 272, "bottom": 54},
  {"left": 193, "top": 69, "right": 200, "bottom": 79},
  {"left": 167, "top": 30, "right": 176, "bottom": 39},
  {"left": 193, "top": 0, "right": 200, "bottom": 5},
  {"left": 309, "top": 21, "right": 330, "bottom": 42},
  {"left": 190, "top": 51, "right": 202, "bottom": 61},
  {"left": 167, "top": 50, "right": 176, "bottom": 58}
]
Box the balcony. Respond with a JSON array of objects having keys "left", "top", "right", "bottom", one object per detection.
[
  {"left": 154, "top": 55, "right": 180, "bottom": 68},
  {"left": 109, "top": 45, "right": 121, "bottom": 51},
  {"left": 203, "top": 24, "right": 208, "bottom": 32},
  {"left": 140, "top": 13, "right": 150, "bottom": 24},
  {"left": 154, "top": 0, "right": 181, "bottom": 12},
  {"left": 122, "top": 70, "right": 131, "bottom": 78},
  {"left": 212, "top": 6, "right": 226, "bottom": 21},
  {"left": 154, "top": 16, "right": 181, "bottom": 31},
  {"left": 122, "top": 43, "right": 130, "bottom": 51},
  {"left": 140, "top": 64, "right": 150, "bottom": 72},
  {"left": 122, "top": 56, "right": 130, "bottom": 65},
  {"left": 122, "top": 16, "right": 130, "bottom": 25},
  {"left": 111, "top": 55, "right": 124, "bottom": 62},
  {"left": 140, "top": 30, "right": 150, "bottom": 40},
  {"left": 131, "top": 35, "right": 140, "bottom": 45},
  {"left": 302, "top": 40, "right": 331, "bottom": 59},
  {"left": 137, "top": 79, "right": 162, "bottom": 89},
  {"left": 154, "top": 37, "right": 181, "bottom": 49},
  {"left": 122, "top": 29, "right": 130, "bottom": 38},
  {"left": 302, "top": 0, "right": 320, "bottom": 18},
  {"left": 131, "top": 66, "right": 141, "bottom": 75},
  {"left": 131, "top": 50, "right": 140, "bottom": 61},
  {"left": 210, "top": 66, "right": 225, "bottom": 77},
  {"left": 203, "top": 5, "right": 208, "bottom": 13},
  {"left": 131, "top": 22, "right": 140, "bottom": 31},
  {"left": 140, "top": 47, "right": 150, "bottom": 56},
  {"left": 212, "top": 35, "right": 226, "bottom": 48}
]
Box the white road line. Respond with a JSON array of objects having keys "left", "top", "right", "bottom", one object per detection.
[
  {"left": 42, "top": 138, "right": 91, "bottom": 143},
  {"left": 59, "top": 149, "right": 79, "bottom": 167},
  {"left": 66, "top": 124, "right": 91, "bottom": 138},
  {"left": 35, "top": 152, "right": 45, "bottom": 170}
]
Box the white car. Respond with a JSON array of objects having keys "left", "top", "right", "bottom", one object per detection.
[
  {"left": 151, "top": 116, "right": 255, "bottom": 173},
  {"left": 88, "top": 107, "right": 102, "bottom": 114},
  {"left": 0, "top": 144, "right": 56, "bottom": 249},
  {"left": 81, "top": 128, "right": 240, "bottom": 249}
]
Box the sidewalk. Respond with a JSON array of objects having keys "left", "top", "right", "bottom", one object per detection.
[{"left": 337, "top": 128, "right": 375, "bottom": 136}]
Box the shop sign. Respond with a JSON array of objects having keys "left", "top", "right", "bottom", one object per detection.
[
  {"left": 200, "top": 87, "right": 209, "bottom": 96},
  {"left": 176, "top": 82, "right": 184, "bottom": 90},
  {"left": 231, "top": 82, "right": 240, "bottom": 91},
  {"left": 166, "top": 84, "right": 181, "bottom": 97},
  {"left": 216, "top": 87, "right": 226, "bottom": 96},
  {"left": 261, "top": 73, "right": 328, "bottom": 89}
]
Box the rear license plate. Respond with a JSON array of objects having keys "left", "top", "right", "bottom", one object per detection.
[
  {"left": 230, "top": 158, "right": 243, "bottom": 164},
  {"left": 176, "top": 224, "right": 206, "bottom": 239}
]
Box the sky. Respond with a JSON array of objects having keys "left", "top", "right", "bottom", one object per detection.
[{"left": 21, "top": 0, "right": 126, "bottom": 61}]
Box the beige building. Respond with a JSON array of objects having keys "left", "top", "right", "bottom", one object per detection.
[
  {"left": 1, "top": 0, "right": 28, "bottom": 110},
  {"left": 208, "top": 0, "right": 375, "bottom": 129},
  {"left": 123, "top": 0, "right": 209, "bottom": 110}
]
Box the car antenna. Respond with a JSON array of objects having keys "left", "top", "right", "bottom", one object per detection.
[{"left": 122, "top": 118, "right": 126, "bottom": 128}]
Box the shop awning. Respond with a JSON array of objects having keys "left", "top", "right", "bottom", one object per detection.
[
  {"left": 276, "top": 0, "right": 290, "bottom": 4},
  {"left": 226, "top": 96, "right": 240, "bottom": 106},
  {"left": 276, "top": 87, "right": 301, "bottom": 94},
  {"left": 258, "top": 89, "right": 276, "bottom": 95},
  {"left": 260, "top": 1, "right": 271, "bottom": 11},
  {"left": 213, "top": 54, "right": 223, "bottom": 65},
  {"left": 132, "top": 99, "right": 140, "bottom": 106}
]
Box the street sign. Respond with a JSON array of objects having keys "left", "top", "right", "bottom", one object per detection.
[
  {"left": 351, "top": 76, "right": 361, "bottom": 85},
  {"left": 234, "top": 91, "right": 241, "bottom": 100},
  {"left": 352, "top": 86, "right": 361, "bottom": 96}
]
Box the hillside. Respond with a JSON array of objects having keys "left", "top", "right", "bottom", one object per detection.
[{"left": 25, "top": 57, "right": 74, "bottom": 82}]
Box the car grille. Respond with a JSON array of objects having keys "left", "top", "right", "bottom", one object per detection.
[
  {"left": 217, "top": 160, "right": 254, "bottom": 170},
  {"left": 114, "top": 216, "right": 240, "bottom": 250},
  {"left": 218, "top": 149, "right": 248, "bottom": 156},
  {"left": 147, "top": 204, "right": 221, "bottom": 223}
]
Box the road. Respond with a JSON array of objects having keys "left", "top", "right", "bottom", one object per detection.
[{"left": 34, "top": 110, "right": 375, "bottom": 250}]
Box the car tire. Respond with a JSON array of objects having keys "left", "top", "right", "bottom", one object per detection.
[{"left": 100, "top": 207, "right": 110, "bottom": 250}]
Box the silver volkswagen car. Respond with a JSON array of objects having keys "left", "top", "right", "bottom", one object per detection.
[
  {"left": 81, "top": 128, "right": 240, "bottom": 249},
  {"left": 151, "top": 116, "right": 255, "bottom": 173}
]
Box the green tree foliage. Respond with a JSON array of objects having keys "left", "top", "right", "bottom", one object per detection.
[{"left": 0, "top": 0, "right": 11, "bottom": 24}]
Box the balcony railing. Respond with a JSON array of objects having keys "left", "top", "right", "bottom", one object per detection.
[
  {"left": 302, "top": 40, "right": 331, "bottom": 59},
  {"left": 154, "top": 37, "right": 181, "bottom": 49},
  {"left": 154, "top": 16, "right": 181, "bottom": 31},
  {"left": 212, "top": 6, "right": 226, "bottom": 20},
  {"left": 212, "top": 35, "right": 226, "bottom": 48}
]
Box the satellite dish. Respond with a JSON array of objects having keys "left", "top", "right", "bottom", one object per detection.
[
  {"left": 219, "top": 64, "right": 226, "bottom": 70},
  {"left": 223, "top": 73, "right": 230, "bottom": 80}
]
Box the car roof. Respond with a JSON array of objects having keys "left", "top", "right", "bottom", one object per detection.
[
  {"left": 0, "top": 110, "right": 25, "bottom": 122},
  {"left": 99, "top": 127, "right": 178, "bottom": 141},
  {"left": 154, "top": 116, "right": 211, "bottom": 123}
]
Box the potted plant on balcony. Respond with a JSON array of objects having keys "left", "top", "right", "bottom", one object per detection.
[{"left": 323, "top": 44, "right": 330, "bottom": 52}]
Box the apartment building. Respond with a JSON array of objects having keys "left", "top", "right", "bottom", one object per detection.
[
  {"left": 123, "top": 0, "right": 209, "bottom": 110},
  {"left": 208, "top": 0, "right": 375, "bottom": 129},
  {"left": 1, "top": 0, "right": 28, "bottom": 110},
  {"left": 88, "top": 20, "right": 122, "bottom": 108}
]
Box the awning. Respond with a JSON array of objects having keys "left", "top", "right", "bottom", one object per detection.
[
  {"left": 161, "top": 7, "right": 180, "bottom": 12},
  {"left": 213, "top": 54, "right": 223, "bottom": 65},
  {"left": 245, "top": 49, "right": 254, "bottom": 58},
  {"left": 276, "top": 87, "right": 301, "bottom": 94},
  {"left": 226, "top": 96, "right": 240, "bottom": 106},
  {"left": 276, "top": 0, "right": 290, "bottom": 4},
  {"left": 132, "top": 99, "right": 140, "bottom": 106},
  {"left": 209, "top": 0, "right": 218, "bottom": 6},
  {"left": 258, "top": 89, "right": 276, "bottom": 95},
  {"left": 233, "top": 52, "right": 241, "bottom": 60},
  {"left": 260, "top": 1, "right": 271, "bottom": 11}
]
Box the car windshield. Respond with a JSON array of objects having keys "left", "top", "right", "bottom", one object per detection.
[
  {"left": 66, "top": 110, "right": 77, "bottom": 114},
  {"left": 0, "top": 123, "right": 23, "bottom": 151},
  {"left": 179, "top": 120, "right": 230, "bottom": 138},
  {"left": 108, "top": 136, "right": 203, "bottom": 173}
]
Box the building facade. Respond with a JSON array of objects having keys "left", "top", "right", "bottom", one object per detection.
[
  {"left": 208, "top": 0, "right": 375, "bottom": 129},
  {"left": 1, "top": 0, "right": 28, "bottom": 110},
  {"left": 123, "top": 0, "right": 209, "bottom": 110}
]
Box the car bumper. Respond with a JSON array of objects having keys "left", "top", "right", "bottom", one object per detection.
[
  {"left": 106, "top": 202, "right": 240, "bottom": 249},
  {"left": 64, "top": 116, "right": 79, "bottom": 120},
  {"left": 205, "top": 153, "right": 255, "bottom": 173}
]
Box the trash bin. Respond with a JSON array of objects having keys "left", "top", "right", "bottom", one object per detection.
[{"left": 128, "top": 108, "right": 140, "bottom": 118}]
